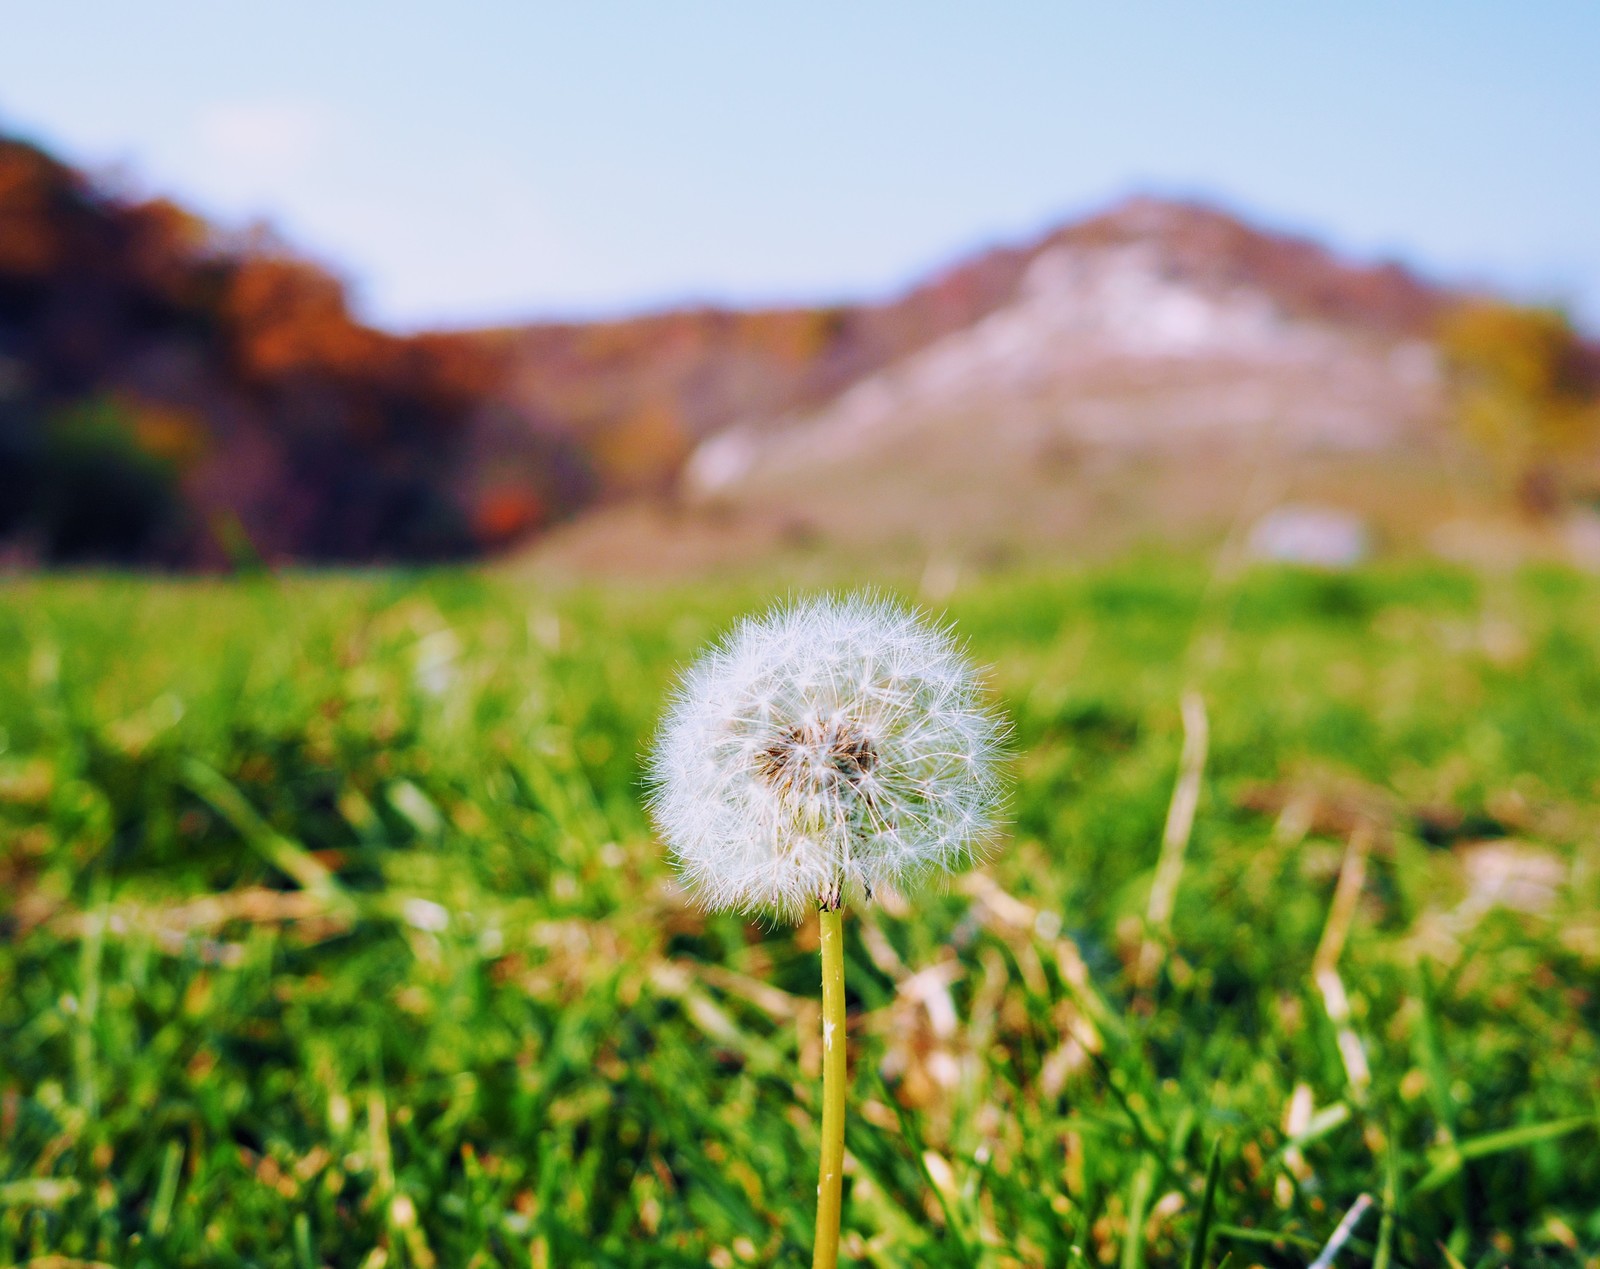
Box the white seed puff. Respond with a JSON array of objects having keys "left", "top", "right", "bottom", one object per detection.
[{"left": 647, "top": 593, "right": 1008, "bottom": 922}]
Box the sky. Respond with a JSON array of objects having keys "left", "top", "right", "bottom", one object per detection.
[{"left": 3, "top": 3, "right": 1596, "bottom": 332}]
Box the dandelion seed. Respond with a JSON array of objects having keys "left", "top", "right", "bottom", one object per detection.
[
  {"left": 647, "top": 592, "right": 1008, "bottom": 922},
  {"left": 647, "top": 592, "right": 1009, "bottom": 1269}
]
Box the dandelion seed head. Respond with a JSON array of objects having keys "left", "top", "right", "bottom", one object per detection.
[{"left": 647, "top": 593, "right": 1008, "bottom": 922}]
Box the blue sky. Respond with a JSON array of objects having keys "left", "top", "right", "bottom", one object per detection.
[{"left": 3, "top": 3, "right": 1595, "bottom": 331}]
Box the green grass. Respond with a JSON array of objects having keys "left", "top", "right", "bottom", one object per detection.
[{"left": 1, "top": 559, "right": 1597, "bottom": 1267}]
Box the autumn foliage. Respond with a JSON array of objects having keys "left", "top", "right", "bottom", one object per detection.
[
  {"left": 1439, "top": 300, "right": 1600, "bottom": 515},
  {"left": 0, "top": 134, "right": 591, "bottom": 566},
  {"left": 2, "top": 130, "right": 1473, "bottom": 568}
]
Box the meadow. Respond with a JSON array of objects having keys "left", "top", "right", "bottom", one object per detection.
[{"left": 0, "top": 559, "right": 1596, "bottom": 1267}]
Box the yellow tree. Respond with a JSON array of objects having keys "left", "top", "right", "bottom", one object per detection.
[{"left": 1438, "top": 301, "right": 1600, "bottom": 516}]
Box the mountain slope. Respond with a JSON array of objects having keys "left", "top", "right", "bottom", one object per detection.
[
  {"left": 515, "top": 198, "right": 1462, "bottom": 574},
  {"left": 0, "top": 128, "right": 1474, "bottom": 573},
  {"left": 473, "top": 197, "right": 1448, "bottom": 497}
]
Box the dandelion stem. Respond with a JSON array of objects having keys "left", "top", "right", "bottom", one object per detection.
[{"left": 813, "top": 902, "right": 847, "bottom": 1269}]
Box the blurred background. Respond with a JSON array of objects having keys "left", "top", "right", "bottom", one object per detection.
[
  {"left": 2, "top": 3, "right": 1597, "bottom": 577},
  {"left": 5, "top": 8, "right": 1600, "bottom": 1266}
]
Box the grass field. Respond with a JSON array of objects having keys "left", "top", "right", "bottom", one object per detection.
[{"left": 1, "top": 560, "right": 1597, "bottom": 1267}]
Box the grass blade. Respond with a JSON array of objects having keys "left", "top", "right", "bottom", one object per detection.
[
  {"left": 1120, "top": 1155, "right": 1156, "bottom": 1269},
  {"left": 1185, "top": 1139, "right": 1223, "bottom": 1269},
  {"left": 1307, "top": 1193, "right": 1372, "bottom": 1269},
  {"left": 1373, "top": 1130, "right": 1397, "bottom": 1269},
  {"left": 179, "top": 757, "right": 353, "bottom": 910},
  {"left": 1416, "top": 1115, "right": 1594, "bottom": 1194},
  {"left": 147, "top": 1139, "right": 184, "bottom": 1238}
]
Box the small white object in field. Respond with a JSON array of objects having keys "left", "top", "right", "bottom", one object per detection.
[
  {"left": 648, "top": 594, "right": 1007, "bottom": 922},
  {"left": 1248, "top": 504, "right": 1370, "bottom": 568},
  {"left": 1563, "top": 508, "right": 1600, "bottom": 572}
]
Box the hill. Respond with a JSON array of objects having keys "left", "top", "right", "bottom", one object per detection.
[
  {"left": 0, "top": 134, "right": 590, "bottom": 567},
  {"left": 3, "top": 132, "right": 1487, "bottom": 570},
  {"left": 503, "top": 199, "right": 1467, "bottom": 575}
]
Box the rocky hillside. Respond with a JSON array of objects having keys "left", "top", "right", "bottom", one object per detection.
[
  {"left": 466, "top": 197, "right": 1449, "bottom": 492},
  {"left": 2, "top": 129, "right": 1473, "bottom": 570},
  {"left": 510, "top": 200, "right": 1465, "bottom": 573},
  {"left": 690, "top": 201, "right": 1445, "bottom": 494}
]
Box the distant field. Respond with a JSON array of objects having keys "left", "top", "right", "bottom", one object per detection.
[{"left": 1, "top": 561, "right": 1597, "bottom": 1267}]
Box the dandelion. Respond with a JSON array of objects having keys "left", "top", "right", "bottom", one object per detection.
[
  {"left": 649, "top": 593, "right": 1006, "bottom": 921},
  {"left": 648, "top": 593, "right": 1008, "bottom": 1268}
]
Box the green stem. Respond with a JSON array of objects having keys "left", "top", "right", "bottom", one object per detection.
[{"left": 813, "top": 903, "right": 847, "bottom": 1269}]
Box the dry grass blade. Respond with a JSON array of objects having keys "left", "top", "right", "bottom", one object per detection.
[
  {"left": 1307, "top": 1192, "right": 1373, "bottom": 1269},
  {"left": 1313, "top": 823, "right": 1374, "bottom": 1099},
  {"left": 49, "top": 886, "right": 353, "bottom": 964},
  {"left": 1137, "top": 690, "right": 1209, "bottom": 991}
]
